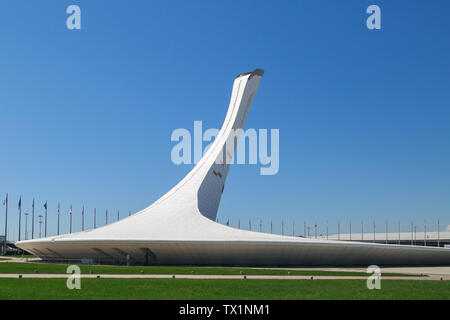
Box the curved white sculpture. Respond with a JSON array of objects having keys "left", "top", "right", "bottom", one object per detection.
[{"left": 16, "top": 69, "right": 450, "bottom": 266}]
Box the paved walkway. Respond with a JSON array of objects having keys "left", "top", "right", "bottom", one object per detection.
[
  {"left": 0, "top": 273, "right": 448, "bottom": 280},
  {"left": 0, "top": 257, "right": 30, "bottom": 263},
  {"left": 255, "top": 266, "right": 450, "bottom": 276},
  {"left": 1, "top": 256, "right": 448, "bottom": 280}
]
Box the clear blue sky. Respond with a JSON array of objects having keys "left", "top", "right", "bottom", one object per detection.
[{"left": 1, "top": 1, "right": 449, "bottom": 241}]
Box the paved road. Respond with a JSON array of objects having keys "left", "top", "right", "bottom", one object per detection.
[{"left": 0, "top": 273, "right": 448, "bottom": 280}]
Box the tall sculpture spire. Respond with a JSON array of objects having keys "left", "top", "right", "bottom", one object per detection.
[{"left": 142, "top": 69, "right": 264, "bottom": 221}]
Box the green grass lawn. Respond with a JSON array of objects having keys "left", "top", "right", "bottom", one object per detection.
[
  {"left": 0, "top": 278, "right": 448, "bottom": 300},
  {"left": 0, "top": 262, "right": 418, "bottom": 277},
  {"left": 0, "top": 258, "right": 11, "bottom": 261}
]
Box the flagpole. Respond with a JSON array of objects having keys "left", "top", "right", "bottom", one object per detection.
[
  {"left": 304, "top": 221, "right": 306, "bottom": 238},
  {"left": 57, "top": 203, "right": 60, "bottom": 236},
  {"left": 411, "top": 221, "right": 413, "bottom": 245},
  {"left": 438, "top": 219, "right": 440, "bottom": 247},
  {"left": 373, "top": 221, "right": 375, "bottom": 242},
  {"left": 338, "top": 221, "right": 340, "bottom": 240},
  {"left": 70, "top": 205, "right": 72, "bottom": 233},
  {"left": 24, "top": 212, "right": 28, "bottom": 240},
  {"left": 424, "top": 220, "right": 427, "bottom": 246},
  {"left": 398, "top": 220, "right": 400, "bottom": 245},
  {"left": 94, "top": 208, "right": 96, "bottom": 229},
  {"left": 3, "top": 193, "right": 8, "bottom": 255},
  {"left": 385, "top": 220, "right": 388, "bottom": 244},
  {"left": 326, "top": 220, "right": 328, "bottom": 240},
  {"left": 361, "top": 221, "right": 364, "bottom": 241},
  {"left": 314, "top": 221, "right": 317, "bottom": 239},
  {"left": 106, "top": 209, "right": 108, "bottom": 225},
  {"left": 414, "top": 225, "right": 417, "bottom": 244},
  {"left": 349, "top": 220, "right": 351, "bottom": 240},
  {"left": 44, "top": 201, "right": 47, "bottom": 237},
  {"left": 18, "top": 197, "right": 22, "bottom": 242},
  {"left": 38, "top": 215, "right": 43, "bottom": 238},
  {"left": 32, "top": 198, "right": 35, "bottom": 239},
  {"left": 117, "top": 210, "right": 119, "bottom": 222},
  {"left": 82, "top": 206, "right": 85, "bottom": 231}
]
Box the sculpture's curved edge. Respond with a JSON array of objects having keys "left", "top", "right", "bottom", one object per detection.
[{"left": 236, "top": 68, "right": 264, "bottom": 79}]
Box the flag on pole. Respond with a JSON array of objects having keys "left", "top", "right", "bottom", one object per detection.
[
  {"left": 43, "top": 201, "right": 47, "bottom": 210},
  {"left": 313, "top": 221, "right": 317, "bottom": 238},
  {"left": 58, "top": 203, "right": 60, "bottom": 215},
  {"left": 18, "top": 197, "right": 21, "bottom": 210},
  {"left": 3, "top": 195, "right": 7, "bottom": 206},
  {"left": 70, "top": 204, "right": 72, "bottom": 215},
  {"left": 82, "top": 206, "right": 85, "bottom": 216},
  {"left": 226, "top": 219, "right": 229, "bottom": 226}
]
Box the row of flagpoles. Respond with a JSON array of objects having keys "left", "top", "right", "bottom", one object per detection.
[
  {"left": 2, "top": 193, "right": 131, "bottom": 254},
  {"left": 218, "top": 217, "right": 443, "bottom": 245},
  {"left": 2, "top": 193, "right": 445, "bottom": 255}
]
